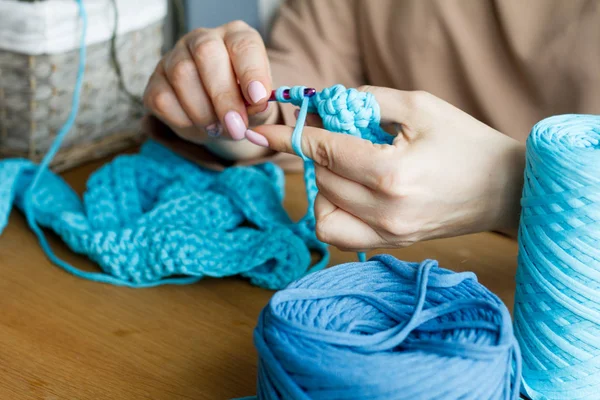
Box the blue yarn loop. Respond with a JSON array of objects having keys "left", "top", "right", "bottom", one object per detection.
[
  {"left": 276, "top": 85, "right": 394, "bottom": 264},
  {"left": 253, "top": 254, "right": 522, "bottom": 399},
  {"left": 514, "top": 114, "right": 600, "bottom": 399}
]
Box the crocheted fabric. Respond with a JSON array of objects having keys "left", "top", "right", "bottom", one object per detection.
[{"left": 0, "top": 85, "right": 392, "bottom": 289}]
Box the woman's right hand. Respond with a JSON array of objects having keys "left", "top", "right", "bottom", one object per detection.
[{"left": 142, "top": 20, "right": 278, "bottom": 156}]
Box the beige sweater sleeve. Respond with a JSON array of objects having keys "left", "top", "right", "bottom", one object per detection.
[{"left": 267, "top": 0, "right": 364, "bottom": 126}]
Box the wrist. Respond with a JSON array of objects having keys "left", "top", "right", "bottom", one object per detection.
[{"left": 491, "top": 140, "right": 526, "bottom": 232}]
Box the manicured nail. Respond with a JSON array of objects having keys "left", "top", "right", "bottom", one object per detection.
[
  {"left": 224, "top": 111, "right": 246, "bottom": 140},
  {"left": 206, "top": 123, "right": 222, "bottom": 137},
  {"left": 245, "top": 129, "right": 269, "bottom": 147},
  {"left": 248, "top": 81, "right": 267, "bottom": 104}
]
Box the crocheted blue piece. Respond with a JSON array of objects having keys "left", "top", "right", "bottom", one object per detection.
[{"left": 0, "top": 141, "right": 327, "bottom": 289}]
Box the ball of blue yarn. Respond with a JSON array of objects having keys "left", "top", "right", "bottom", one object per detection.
[
  {"left": 253, "top": 254, "right": 522, "bottom": 399},
  {"left": 514, "top": 114, "right": 600, "bottom": 399}
]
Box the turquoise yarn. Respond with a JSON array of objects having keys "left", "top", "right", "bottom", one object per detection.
[
  {"left": 0, "top": 82, "right": 394, "bottom": 288},
  {"left": 514, "top": 114, "right": 600, "bottom": 399},
  {"left": 0, "top": 142, "right": 329, "bottom": 289},
  {"left": 251, "top": 254, "right": 522, "bottom": 399},
  {"left": 0, "top": 0, "right": 329, "bottom": 289},
  {"left": 275, "top": 85, "right": 394, "bottom": 263},
  {"left": 0, "top": 1, "right": 392, "bottom": 288}
]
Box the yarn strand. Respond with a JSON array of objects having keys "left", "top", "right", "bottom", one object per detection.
[{"left": 514, "top": 114, "right": 600, "bottom": 399}]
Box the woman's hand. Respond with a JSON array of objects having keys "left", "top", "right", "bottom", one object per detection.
[
  {"left": 143, "top": 20, "right": 277, "bottom": 160},
  {"left": 245, "top": 86, "right": 526, "bottom": 250}
]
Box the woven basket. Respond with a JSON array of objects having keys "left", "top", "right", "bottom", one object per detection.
[{"left": 0, "top": 21, "right": 163, "bottom": 171}]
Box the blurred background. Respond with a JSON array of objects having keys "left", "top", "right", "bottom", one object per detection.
[{"left": 165, "top": 0, "right": 283, "bottom": 49}]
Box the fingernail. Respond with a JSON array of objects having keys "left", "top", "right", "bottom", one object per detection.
[
  {"left": 245, "top": 129, "right": 269, "bottom": 147},
  {"left": 206, "top": 123, "right": 222, "bottom": 137},
  {"left": 248, "top": 81, "right": 267, "bottom": 104},
  {"left": 294, "top": 109, "right": 299, "bottom": 119},
  {"left": 224, "top": 111, "right": 246, "bottom": 140}
]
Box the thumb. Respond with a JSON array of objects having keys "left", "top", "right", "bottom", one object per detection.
[
  {"left": 357, "top": 85, "right": 421, "bottom": 141},
  {"left": 357, "top": 85, "right": 412, "bottom": 123}
]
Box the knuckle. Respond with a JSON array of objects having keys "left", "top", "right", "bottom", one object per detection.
[
  {"left": 189, "top": 27, "right": 210, "bottom": 37},
  {"left": 379, "top": 216, "right": 415, "bottom": 240},
  {"left": 240, "top": 67, "right": 265, "bottom": 85},
  {"left": 315, "top": 219, "right": 330, "bottom": 244},
  {"left": 374, "top": 169, "right": 404, "bottom": 198},
  {"left": 170, "top": 118, "right": 194, "bottom": 130},
  {"left": 191, "top": 37, "right": 223, "bottom": 60},
  {"left": 169, "top": 59, "right": 197, "bottom": 85},
  {"left": 226, "top": 20, "right": 250, "bottom": 32},
  {"left": 314, "top": 169, "right": 325, "bottom": 190},
  {"left": 408, "top": 90, "right": 433, "bottom": 110},
  {"left": 308, "top": 137, "right": 334, "bottom": 168},
  {"left": 145, "top": 90, "right": 169, "bottom": 115},
  {"left": 209, "top": 90, "right": 232, "bottom": 109},
  {"left": 357, "top": 84, "right": 380, "bottom": 96},
  {"left": 372, "top": 147, "right": 405, "bottom": 195},
  {"left": 228, "top": 34, "right": 262, "bottom": 56}
]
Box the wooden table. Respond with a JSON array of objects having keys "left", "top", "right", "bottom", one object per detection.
[{"left": 0, "top": 158, "right": 519, "bottom": 400}]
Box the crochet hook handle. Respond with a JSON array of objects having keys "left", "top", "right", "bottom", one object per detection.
[{"left": 243, "top": 88, "right": 316, "bottom": 106}]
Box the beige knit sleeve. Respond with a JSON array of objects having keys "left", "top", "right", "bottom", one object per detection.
[{"left": 268, "top": 0, "right": 363, "bottom": 125}]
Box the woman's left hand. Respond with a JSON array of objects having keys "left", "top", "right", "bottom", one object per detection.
[{"left": 245, "top": 86, "right": 526, "bottom": 251}]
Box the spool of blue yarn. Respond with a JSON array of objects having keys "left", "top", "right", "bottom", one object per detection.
[
  {"left": 514, "top": 114, "right": 600, "bottom": 399},
  {"left": 253, "top": 254, "right": 522, "bottom": 399}
]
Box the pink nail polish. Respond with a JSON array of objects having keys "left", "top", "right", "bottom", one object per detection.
[
  {"left": 206, "top": 123, "right": 222, "bottom": 137},
  {"left": 248, "top": 81, "right": 267, "bottom": 104},
  {"left": 224, "top": 111, "right": 246, "bottom": 140},
  {"left": 245, "top": 129, "right": 269, "bottom": 148}
]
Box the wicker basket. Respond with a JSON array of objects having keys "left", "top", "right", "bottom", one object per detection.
[{"left": 0, "top": 21, "right": 163, "bottom": 171}]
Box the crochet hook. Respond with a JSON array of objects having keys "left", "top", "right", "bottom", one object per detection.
[{"left": 243, "top": 88, "right": 316, "bottom": 106}]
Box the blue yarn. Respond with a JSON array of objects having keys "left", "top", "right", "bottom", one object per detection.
[
  {"left": 514, "top": 114, "right": 600, "bottom": 399},
  {"left": 0, "top": 142, "right": 331, "bottom": 288},
  {"left": 276, "top": 85, "right": 394, "bottom": 266},
  {"left": 251, "top": 254, "right": 522, "bottom": 399}
]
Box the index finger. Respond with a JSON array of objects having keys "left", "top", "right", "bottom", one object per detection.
[
  {"left": 250, "top": 124, "right": 398, "bottom": 189},
  {"left": 222, "top": 21, "right": 272, "bottom": 108}
]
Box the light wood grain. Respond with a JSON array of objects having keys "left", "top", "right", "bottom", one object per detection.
[{"left": 0, "top": 157, "right": 519, "bottom": 399}]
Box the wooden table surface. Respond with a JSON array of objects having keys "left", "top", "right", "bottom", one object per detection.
[{"left": 0, "top": 158, "right": 519, "bottom": 400}]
